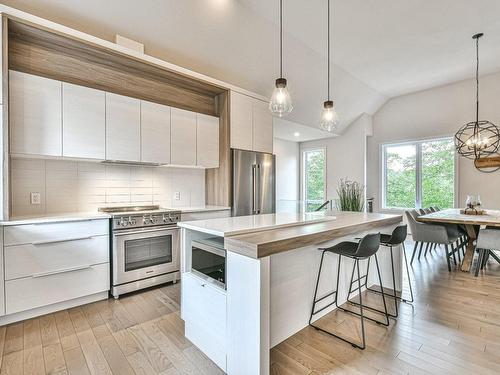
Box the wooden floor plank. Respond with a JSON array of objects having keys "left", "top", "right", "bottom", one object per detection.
[
  {"left": 127, "top": 325, "right": 172, "bottom": 373},
  {"left": 4, "top": 323, "right": 24, "bottom": 355},
  {"left": 43, "top": 343, "right": 68, "bottom": 375},
  {"left": 23, "top": 345, "right": 45, "bottom": 375},
  {"left": 63, "top": 347, "right": 91, "bottom": 375},
  {"left": 76, "top": 330, "right": 112, "bottom": 375}
]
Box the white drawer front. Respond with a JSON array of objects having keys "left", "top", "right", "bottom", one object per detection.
[
  {"left": 4, "top": 219, "right": 109, "bottom": 246},
  {"left": 6, "top": 263, "right": 109, "bottom": 315},
  {"left": 182, "top": 272, "right": 226, "bottom": 366},
  {"left": 5, "top": 235, "right": 109, "bottom": 281}
]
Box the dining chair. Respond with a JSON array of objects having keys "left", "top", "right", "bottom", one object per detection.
[
  {"left": 475, "top": 228, "right": 500, "bottom": 276},
  {"left": 405, "top": 209, "right": 461, "bottom": 271}
]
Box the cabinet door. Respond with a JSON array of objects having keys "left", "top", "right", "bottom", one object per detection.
[
  {"left": 63, "top": 83, "right": 105, "bottom": 160},
  {"left": 105, "top": 92, "right": 141, "bottom": 162},
  {"left": 197, "top": 113, "right": 219, "bottom": 168},
  {"left": 9, "top": 70, "right": 62, "bottom": 156},
  {"left": 230, "top": 91, "right": 253, "bottom": 151},
  {"left": 141, "top": 101, "right": 171, "bottom": 164},
  {"left": 252, "top": 99, "right": 273, "bottom": 154},
  {"left": 171, "top": 108, "right": 197, "bottom": 166}
]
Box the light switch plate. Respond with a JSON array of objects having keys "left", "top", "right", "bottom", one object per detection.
[
  {"left": 174, "top": 192, "right": 181, "bottom": 201},
  {"left": 30, "top": 192, "right": 41, "bottom": 205}
]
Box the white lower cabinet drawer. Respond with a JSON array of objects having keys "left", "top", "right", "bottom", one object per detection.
[
  {"left": 4, "top": 219, "right": 109, "bottom": 246},
  {"left": 5, "top": 235, "right": 109, "bottom": 280},
  {"left": 182, "top": 272, "right": 226, "bottom": 370},
  {"left": 5, "top": 263, "right": 109, "bottom": 315}
]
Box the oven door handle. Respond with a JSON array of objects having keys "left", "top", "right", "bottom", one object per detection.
[{"left": 113, "top": 226, "right": 179, "bottom": 237}]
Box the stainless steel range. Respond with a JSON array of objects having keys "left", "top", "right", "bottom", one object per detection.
[{"left": 99, "top": 205, "right": 181, "bottom": 299}]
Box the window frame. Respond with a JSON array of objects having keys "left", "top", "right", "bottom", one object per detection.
[
  {"left": 381, "top": 136, "right": 458, "bottom": 210},
  {"left": 301, "top": 147, "right": 327, "bottom": 211}
]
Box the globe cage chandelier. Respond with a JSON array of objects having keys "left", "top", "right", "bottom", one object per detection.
[{"left": 454, "top": 33, "right": 500, "bottom": 171}]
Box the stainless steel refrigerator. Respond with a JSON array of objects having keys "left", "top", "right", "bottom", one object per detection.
[{"left": 232, "top": 149, "right": 276, "bottom": 216}]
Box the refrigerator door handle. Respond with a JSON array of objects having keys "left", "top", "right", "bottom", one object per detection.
[
  {"left": 256, "top": 164, "right": 261, "bottom": 214},
  {"left": 252, "top": 164, "right": 257, "bottom": 214}
]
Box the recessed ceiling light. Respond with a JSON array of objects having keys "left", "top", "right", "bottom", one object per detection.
[{"left": 294, "top": 132, "right": 300, "bottom": 137}]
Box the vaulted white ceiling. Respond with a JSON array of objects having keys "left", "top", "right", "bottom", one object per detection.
[{"left": 3, "top": 0, "right": 500, "bottom": 135}]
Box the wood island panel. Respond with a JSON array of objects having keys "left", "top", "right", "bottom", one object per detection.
[{"left": 224, "top": 212, "right": 402, "bottom": 258}]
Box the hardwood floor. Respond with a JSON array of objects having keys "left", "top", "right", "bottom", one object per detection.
[
  {"left": 271, "top": 241, "right": 500, "bottom": 375},
  {"left": 0, "top": 283, "right": 224, "bottom": 375},
  {"left": 1, "top": 241, "right": 499, "bottom": 374}
]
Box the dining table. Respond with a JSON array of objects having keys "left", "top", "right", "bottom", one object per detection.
[{"left": 418, "top": 208, "right": 500, "bottom": 272}]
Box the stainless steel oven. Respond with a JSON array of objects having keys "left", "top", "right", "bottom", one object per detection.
[
  {"left": 99, "top": 205, "right": 181, "bottom": 298},
  {"left": 191, "top": 237, "right": 226, "bottom": 289}
]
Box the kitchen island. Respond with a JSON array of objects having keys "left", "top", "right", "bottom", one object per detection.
[{"left": 178, "top": 211, "right": 402, "bottom": 374}]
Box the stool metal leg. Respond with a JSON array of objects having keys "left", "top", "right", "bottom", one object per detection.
[
  {"left": 310, "top": 255, "right": 368, "bottom": 349},
  {"left": 364, "top": 243, "right": 414, "bottom": 305},
  {"left": 401, "top": 242, "right": 414, "bottom": 303},
  {"left": 309, "top": 251, "right": 341, "bottom": 320},
  {"left": 343, "top": 255, "right": 390, "bottom": 326}
]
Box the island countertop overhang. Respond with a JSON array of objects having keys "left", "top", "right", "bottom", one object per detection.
[{"left": 179, "top": 211, "right": 403, "bottom": 258}]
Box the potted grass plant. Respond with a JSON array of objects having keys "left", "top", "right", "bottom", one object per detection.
[{"left": 336, "top": 178, "right": 365, "bottom": 212}]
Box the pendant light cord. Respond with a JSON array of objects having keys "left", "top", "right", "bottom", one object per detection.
[
  {"left": 475, "top": 35, "right": 479, "bottom": 128},
  {"left": 327, "top": 0, "right": 330, "bottom": 100},
  {"left": 280, "top": 0, "right": 283, "bottom": 78}
]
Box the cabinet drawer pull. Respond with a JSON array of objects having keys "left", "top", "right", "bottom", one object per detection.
[
  {"left": 32, "top": 265, "right": 92, "bottom": 278},
  {"left": 32, "top": 236, "right": 94, "bottom": 246}
]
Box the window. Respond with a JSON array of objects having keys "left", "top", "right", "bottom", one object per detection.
[
  {"left": 302, "top": 148, "right": 326, "bottom": 212},
  {"left": 382, "top": 138, "right": 455, "bottom": 209}
]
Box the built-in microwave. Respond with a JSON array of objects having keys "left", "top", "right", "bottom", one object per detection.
[{"left": 191, "top": 237, "right": 226, "bottom": 289}]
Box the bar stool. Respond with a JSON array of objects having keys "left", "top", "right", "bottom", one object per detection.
[
  {"left": 357, "top": 225, "right": 413, "bottom": 319},
  {"left": 309, "top": 233, "right": 389, "bottom": 350}
]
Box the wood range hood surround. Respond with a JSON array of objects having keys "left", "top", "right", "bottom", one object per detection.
[{"left": 4, "top": 16, "right": 232, "bottom": 207}]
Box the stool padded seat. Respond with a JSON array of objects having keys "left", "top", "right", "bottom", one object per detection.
[{"left": 321, "top": 241, "right": 358, "bottom": 256}]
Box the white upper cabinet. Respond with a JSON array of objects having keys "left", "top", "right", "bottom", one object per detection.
[
  {"left": 197, "top": 113, "right": 219, "bottom": 168},
  {"left": 62, "top": 83, "right": 105, "bottom": 160},
  {"left": 141, "top": 101, "right": 171, "bottom": 164},
  {"left": 9, "top": 70, "right": 62, "bottom": 156},
  {"left": 252, "top": 99, "right": 273, "bottom": 154},
  {"left": 230, "top": 91, "right": 273, "bottom": 154},
  {"left": 230, "top": 91, "right": 253, "bottom": 151},
  {"left": 171, "top": 108, "right": 197, "bottom": 166},
  {"left": 105, "top": 92, "right": 141, "bottom": 162}
]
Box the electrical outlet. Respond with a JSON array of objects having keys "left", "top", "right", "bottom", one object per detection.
[
  {"left": 174, "top": 192, "right": 181, "bottom": 201},
  {"left": 30, "top": 192, "right": 41, "bottom": 205}
]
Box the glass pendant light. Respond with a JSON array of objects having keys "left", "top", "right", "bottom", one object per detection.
[
  {"left": 319, "top": 0, "right": 339, "bottom": 132},
  {"left": 454, "top": 33, "right": 500, "bottom": 171},
  {"left": 269, "top": 0, "right": 293, "bottom": 117}
]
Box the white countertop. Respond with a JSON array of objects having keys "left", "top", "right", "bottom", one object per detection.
[
  {"left": 1, "top": 212, "right": 111, "bottom": 226},
  {"left": 172, "top": 205, "right": 231, "bottom": 214},
  {"left": 177, "top": 211, "right": 338, "bottom": 237}
]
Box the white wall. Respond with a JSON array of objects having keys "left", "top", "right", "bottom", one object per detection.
[
  {"left": 368, "top": 71, "right": 500, "bottom": 212},
  {"left": 274, "top": 139, "right": 300, "bottom": 201},
  {"left": 300, "top": 114, "right": 372, "bottom": 205},
  {"left": 274, "top": 138, "right": 300, "bottom": 213},
  {"left": 10, "top": 158, "right": 205, "bottom": 217}
]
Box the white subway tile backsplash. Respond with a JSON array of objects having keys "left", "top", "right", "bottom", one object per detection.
[{"left": 11, "top": 158, "right": 206, "bottom": 216}]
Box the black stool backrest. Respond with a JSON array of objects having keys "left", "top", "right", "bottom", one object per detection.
[
  {"left": 355, "top": 233, "right": 381, "bottom": 258},
  {"left": 386, "top": 224, "right": 407, "bottom": 245}
]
